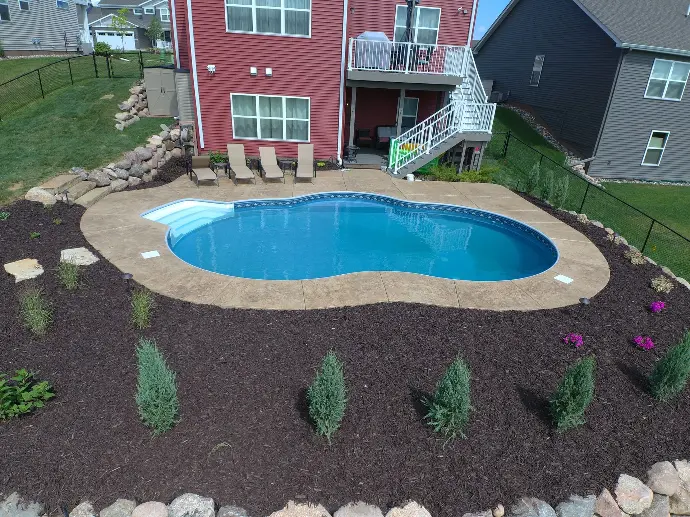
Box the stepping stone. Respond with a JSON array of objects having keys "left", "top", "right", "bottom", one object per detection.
[
  {"left": 4, "top": 258, "right": 44, "bottom": 283},
  {"left": 66, "top": 180, "right": 97, "bottom": 202},
  {"left": 74, "top": 186, "right": 110, "bottom": 208},
  {"left": 60, "top": 247, "right": 99, "bottom": 266},
  {"left": 38, "top": 174, "right": 82, "bottom": 194}
]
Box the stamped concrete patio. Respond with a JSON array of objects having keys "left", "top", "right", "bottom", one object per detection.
[{"left": 80, "top": 169, "right": 610, "bottom": 310}]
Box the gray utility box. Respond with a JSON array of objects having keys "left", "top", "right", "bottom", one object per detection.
[{"left": 144, "top": 67, "right": 178, "bottom": 117}]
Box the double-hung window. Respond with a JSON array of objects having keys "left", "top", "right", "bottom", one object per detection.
[
  {"left": 132, "top": 7, "right": 142, "bottom": 14},
  {"left": 18, "top": 0, "right": 29, "bottom": 11},
  {"left": 225, "top": 0, "right": 310, "bottom": 37},
  {"left": 642, "top": 130, "right": 670, "bottom": 166},
  {"left": 56, "top": 0, "right": 68, "bottom": 8},
  {"left": 159, "top": 7, "right": 169, "bottom": 21},
  {"left": 144, "top": 7, "right": 154, "bottom": 14},
  {"left": 393, "top": 5, "right": 440, "bottom": 45},
  {"left": 0, "top": 0, "right": 9, "bottom": 20},
  {"left": 530, "top": 55, "right": 545, "bottom": 86},
  {"left": 231, "top": 94, "right": 310, "bottom": 142},
  {"left": 644, "top": 59, "right": 690, "bottom": 101}
]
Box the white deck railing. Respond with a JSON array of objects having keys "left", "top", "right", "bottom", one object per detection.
[{"left": 348, "top": 39, "right": 470, "bottom": 76}]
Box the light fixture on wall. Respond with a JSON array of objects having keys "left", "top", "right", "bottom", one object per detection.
[
  {"left": 250, "top": 66, "right": 258, "bottom": 76},
  {"left": 458, "top": 6, "right": 468, "bottom": 14},
  {"left": 265, "top": 67, "right": 273, "bottom": 77},
  {"left": 206, "top": 64, "right": 216, "bottom": 75}
]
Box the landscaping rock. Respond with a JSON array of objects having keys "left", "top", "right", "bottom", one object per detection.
[
  {"left": 150, "top": 154, "right": 160, "bottom": 169},
  {"left": 128, "top": 177, "right": 142, "bottom": 187},
  {"left": 334, "top": 503, "right": 383, "bottom": 517},
  {"left": 75, "top": 186, "right": 110, "bottom": 208},
  {"left": 151, "top": 168, "right": 158, "bottom": 179},
  {"left": 510, "top": 498, "right": 557, "bottom": 517},
  {"left": 25, "top": 187, "right": 57, "bottom": 206},
  {"left": 100, "top": 499, "right": 136, "bottom": 517},
  {"left": 385, "top": 502, "right": 430, "bottom": 517},
  {"left": 115, "top": 158, "right": 133, "bottom": 170},
  {"left": 171, "top": 147, "right": 184, "bottom": 158},
  {"left": 670, "top": 461, "right": 690, "bottom": 515},
  {"left": 170, "top": 128, "right": 181, "bottom": 141},
  {"left": 135, "top": 146, "right": 154, "bottom": 161},
  {"left": 0, "top": 492, "right": 44, "bottom": 517},
  {"left": 160, "top": 123, "right": 170, "bottom": 132},
  {"left": 39, "top": 174, "right": 82, "bottom": 194},
  {"left": 88, "top": 169, "right": 112, "bottom": 187},
  {"left": 129, "top": 164, "right": 145, "bottom": 178},
  {"left": 118, "top": 102, "right": 132, "bottom": 111},
  {"left": 140, "top": 160, "right": 152, "bottom": 173},
  {"left": 605, "top": 227, "right": 615, "bottom": 235},
  {"left": 640, "top": 496, "right": 670, "bottom": 517},
  {"left": 70, "top": 502, "right": 96, "bottom": 517},
  {"left": 60, "top": 247, "right": 99, "bottom": 266},
  {"left": 591, "top": 220, "right": 604, "bottom": 228},
  {"left": 217, "top": 506, "right": 248, "bottom": 517},
  {"left": 70, "top": 166, "right": 88, "bottom": 176},
  {"left": 115, "top": 112, "right": 131, "bottom": 121},
  {"left": 646, "top": 257, "right": 658, "bottom": 265},
  {"left": 141, "top": 108, "right": 150, "bottom": 116},
  {"left": 156, "top": 147, "right": 166, "bottom": 159},
  {"left": 678, "top": 278, "right": 690, "bottom": 289},
  {"left": 616, "top": 475, "right": 654, "bottom": 514},
  {"left": 132, "top": 502, "right": 167, "bottom": 517},
  {"left": 109, "top": 179, "right": 128, "bottom": 192},
  {"left": 661, "top": 267, "right": 676, "bottom": 279},
  {"left": 160, "top": 130, "right": 170, "bottom": 140},
  {"left": 142, "top": 172, "right": 153, "bottom": 183},
  {"left": 115, "top": 123, "right": 125, "bottom": 131},
  {"left": 4, "top": 258, "right": 44, "bottom": 282},
  {"left": 494, "top": 506, "right": 505, "bottom": 517},
  {"left": 595, "top": 489, "right": 628, "bottom": 517},
  {"left": 556, "top": 495, "right": 596, "bottom": 517},
  {"left": 168, "top": 493, "right": 214, "bottom": 517},
  {"left": 132, "top": 115, "right": 140, "bottom": 123},
  {"left": 647, "top": 462, "right": 681, "bottom": 496},
  {"left": 462, "top": 511, "right": 492, "bottom": 517},
  {"left": 67, "top": 180, "right": 97, "bottom": 200},
  {"left": 270, "top": 502, "right": 331, "bottom": 517},
  {"left": 165, "top": 140, "right": 176, "bottom": 151},
  {"left": 180, "top": 128, "right": 190, "bottom": 142}
]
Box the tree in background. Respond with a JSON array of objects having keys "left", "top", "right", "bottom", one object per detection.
[
  {"left": 111, "top": 8, "right": 131, "bottom": 51},
  {"left": 146, "top": 17, "right": 163, "bottom": 47}
]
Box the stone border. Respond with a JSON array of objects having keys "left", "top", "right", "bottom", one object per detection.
[{"left": 115, "top": 81, "right": 149, "bottom": 130}]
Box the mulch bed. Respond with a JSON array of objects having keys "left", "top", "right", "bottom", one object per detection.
[{"left": 1, "top": 196, "right": 689, "bottom": 517}]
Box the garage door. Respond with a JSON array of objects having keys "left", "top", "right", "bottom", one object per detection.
[{"left": 95, "top": 31, "right": 136, "bottom": 51}]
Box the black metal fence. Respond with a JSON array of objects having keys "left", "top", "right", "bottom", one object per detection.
[
  {"left": 0, "top": 51, "right": 170, "bottom": 121},
  {"left": 485, "top": 131, "right": 690, "bottom": 280}
]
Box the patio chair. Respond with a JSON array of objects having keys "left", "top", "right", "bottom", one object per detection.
[
  {"left": 296, "top": 144, "right": 315, "bottom": 182},
  {"left": 187, "top": 155, "right": 219, "bottom": 187},
  {"left": 355, "top": 128, "right": 374, "bottom": 147},
  {"left": 258, "top": 147, "right": 286, "bottom": 183},
  {"left": 226, "top": 144, "right": 256, "bottom": 184}
]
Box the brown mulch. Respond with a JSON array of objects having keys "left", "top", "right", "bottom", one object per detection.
[{"left": 0, "top": 195, "right": 689, "bottom": 517}]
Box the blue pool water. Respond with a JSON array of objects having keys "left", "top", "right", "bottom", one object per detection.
[{"left": 143, "top": 193, "right": 558, "bottom": 281}]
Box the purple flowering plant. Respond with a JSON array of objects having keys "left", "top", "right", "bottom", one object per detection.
[
  {"left": 563, "top": 333, "right": 584, "bottom": 348},
  {"left": 649, "top": 301, "right": 666, "bottom": 313},
  {"left": 634, "top": 336, "right": 655, "bottom": 350}
]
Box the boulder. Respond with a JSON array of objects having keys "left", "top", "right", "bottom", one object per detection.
[
  {"left": 160, "top": 130, "right": 170, "bottom": 140},
  {"left": 70, "top": 502, "right": 96, "bottom": 517},
  {"left": 141, "top": 108, "right": 150, "bottom": 116},
  {"left": 109, "top": 179, "right": 129, "bottom": 192},
  {"left": 616, "top": 474, "right": 654, "bottom": 515},
  {"left": 509, "top": 498, "right": 557, "bottom": 517},
  {"left": 129, "top": 107, "right": 137, "bottom": 115},
  {"left": 334, "top": 503, "right": 383, "bottom": 517},
  {"left": 180, "top": 128, "right": 190, "bottom": 142},
  {"left": 115, "top": 112, "right": 131, "bottom": 121},
  {"left": 385, "top": 502, "right": 430, "bottom": 517},
  {"left": 160, "top": 123, "right": 170, "bottom": 132},
  {"left": 168, "top": 494, "right": 214, "bottom": 517},
  {"left": 60, "top": 247, "right": 99, "bottom": 266},
  {"left": 115, "top": 158, "right": 133, "bottom": 170},
  {"left": 647, "top": 462, "right": 681, "bottom": 496},
  {"left": 670, "top": 461, "right": 690, "bottom": 515},
  {"left": 132, "top": 502, "right": 167, "bottom": 517},
  {"left": 595, "top": 489, "right": 629, "bottom": 517},
  {"left": 640, "top": 496, "right": 669, "bottom": 517},
  {"left": 130, "top": 85, "right": 144, "bottom": 95},
  {"left": 25, "top": 187, "right": 57, "bottom": 205},
  {"left": 141, "top": 160, "right": 152, "bottom": 173},
  {"left": 217, "top": 507, "right": 248, "bottom": 517},
  {"left": 156, "top": 147, "right": 166, "bottom": 159},
  {"left": 135, "top": 146, "right": 154, "bottom": 161},
  {"left": 462, "top": 512, "right": 492, "bottom": 517},
  {"left": 661, "top": 266, "right": 676, "bottom": 279},
  {"left": 127, "top": 95, "right": 138, "bottom": 104},
  {"left": 127, "top": 176, "right": 142, "bottom": 187},
  {"left": 70, "top": 166, "right": 88, "bottom": 177},
  {"left": 151, "top": 169, "right": 158, "bottom": 179},
  {"left": 494, "top": 506, "right": 505, "bottom": 517},
  {"left": 556, "top": 495, "right": 595, "bottom": 517},
  {"left": 590, "top": 220, "right": 604, "bottom": 228},
  {"left": 123, "top": 118, "right": 136, "bottom": 128},
  {"left": 165, "top": 140, "right": 176, "bottom": 151},
  {"left": 142, "top": 172, "right": 153, "bottom": 183},
  {"left": 678, "top": 277, "right": 690, "bottom": 289},
  {"left": 4, "top": 258, "right": 44, "bottom": 283},
  {"left": 87, "top": 169, "right": 112, "bottom": 187},
  {"left": 112, "top": 168, "right": 130, "bottom": 180},
  {"left": 171, "top": 147, "right": 184, "bottom": 158},
  {"left": 129, "top": 164, "right": 146, "bottom": 178},
  {"left": 269, "top": 503, "right": 331, "bottom": 517},
  {"left": 131, "top": 115, "right": 141, "bottom": 123},
  {"left": 118, "top": 102, "right": 132, "bottom": 111},
  {"left": 100, "top": 500, "right": 137, "bottom": 517},
  {"left": 0, "top": 493, "right": 45, "bottom": 517},
  {"left": 150, "top": 154, "right": 160, "bottom": 169},
  {"left": 170, "top": 128, "right": 181, "bottom": 141},
  {"left": 115, "top": 123, "right": 125, "bottom": 131}
]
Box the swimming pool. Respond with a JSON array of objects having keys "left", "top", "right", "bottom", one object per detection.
[{"left": 142, "top": 192, "right": 559, "bottom": 281}]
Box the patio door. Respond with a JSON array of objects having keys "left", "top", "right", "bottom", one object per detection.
[{"left": 401, "top": 97, "right": 419, "bottom": 132}]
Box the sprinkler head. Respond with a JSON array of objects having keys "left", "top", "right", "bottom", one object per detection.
[{"left": 122, "top": 272, "right": 133, "bottom": 283}]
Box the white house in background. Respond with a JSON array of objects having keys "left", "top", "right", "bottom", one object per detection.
[{"left": 88, "top": 0, "right": 171, "bottom": 51}]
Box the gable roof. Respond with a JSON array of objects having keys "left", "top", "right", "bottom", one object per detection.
[
  {"left": 475, "top": 0, "right": 690, "bottom": 57},
  {"left": 88, "top": 6, "right": 170, "bottom": 28}
]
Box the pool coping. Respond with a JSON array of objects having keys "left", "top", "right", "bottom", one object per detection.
[{"left": 80, "top": 170, "right": 611, "bottom": 310}]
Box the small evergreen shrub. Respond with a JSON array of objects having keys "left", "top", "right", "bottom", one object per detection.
[
  {"left": 425, "top": 356, "right": 472, "bottom": 439},
  {"left": 550, "top": 356, "right": 596, "bottom": 432},
  {"left": 208, "top": 150, "right": 228, "bottom": 164},
  {"left": 307, "top": 351, "right": 347, "bottom": 443},
  {"left": 0, "top": 211, "right": 9, "bottom": 221},
  {"left": 0, "top": 369, "right": 55, "bottom": 420},
  {"left": 540, "top": 171, "right": 555, "bottom": 202},
  {"left": 57, "top": 261, "right": 80, "bottom": 290},
  {"left": 53, "top": 218, "right": 62, "bottom": 225},
  {"left": 131, "top": 288, "right": 154, "bottom": 329},
  {"left": 94, "top": 41, "right": 112, "bottom": 56},
  {"left": 19, "top": 287, "right": 53, "bottom": 336},
  {"left": 552, "top": 176, "right": 570, "bottom": 209},
  {"left": 624, "top": 249, "right": 646, "bottom": 266},
  {"left": 525, "top": 162, "right": 541, "bottom": 194},
  {"left": 651, "top": 275, "right": 674, "bottom": 293},
  {"left": 649, "top": 332, "right": 690, "bottom": 402},
  {"left": 135, "top": 339, "right": 179, "bottom": 435},
  {"left": 458, "top": 166, "right": 499, "bottom": 183},
  {"left": 29, "top": 231, "right": 40, "bottom": 239}
]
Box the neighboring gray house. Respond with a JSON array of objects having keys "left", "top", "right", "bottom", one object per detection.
[
  {"left": 0, "top": 0, "right": 91, "bottom": 55},
  {"left": 474, "top": 0, "right": 690, "bottom": 182},
  {"left": 88, "top": 0, "right": 171, "bottom": 51}
]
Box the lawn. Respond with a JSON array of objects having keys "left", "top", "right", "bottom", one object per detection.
[
  {"left": 0, "top": 77, "right": 172, "bottom": 204},
  {"left": 0, "top": 56, "right": 64, "bottom": 83}
]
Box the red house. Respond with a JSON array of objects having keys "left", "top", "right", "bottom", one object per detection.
[{"left": 169, "top": 0, "right": 495, "bottom": 175}]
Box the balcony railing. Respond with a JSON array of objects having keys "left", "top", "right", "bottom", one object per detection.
[{"left": 348, "top": 38, "right": 470, "bottom": 77}]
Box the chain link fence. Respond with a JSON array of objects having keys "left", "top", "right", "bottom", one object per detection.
[{"left": 485, "top": 131, "right": 690, "bottom": 280}]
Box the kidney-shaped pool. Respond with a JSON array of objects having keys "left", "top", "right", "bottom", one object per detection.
[{"left": 142, "top": 192, "right": 559, "bottom": 281}]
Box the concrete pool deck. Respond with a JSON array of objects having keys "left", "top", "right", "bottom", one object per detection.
[{"left": 80, "top": 169, "right": 610, "bottom": 310}]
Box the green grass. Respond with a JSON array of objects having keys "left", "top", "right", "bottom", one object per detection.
[
  {"left": 491, "top": 107, "right": 566, "bottom": 164},
  {"left": 0, "top": 57, "right": 64, "bottom": 83},
  {"left": 0, "top": 78, "right": 172, "bottom": 204}
]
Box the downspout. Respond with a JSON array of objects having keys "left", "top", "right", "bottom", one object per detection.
[
  {"left": 336, "top": 0, "right": 349, "bottom": 163},
  {"left": 170, "top": 0, "right": 180, "bottom": 68},
  {"left": 467, "top": 0, "right": 479, "bottom": 46},
  {"left": 593, "top": 48, "right": 626, "bottom": 159},
  {"left": 186, "top": 0, "right": 204, "bottom": 148}
]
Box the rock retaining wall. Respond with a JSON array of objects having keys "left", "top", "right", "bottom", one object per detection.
[{"left": 115, "top": 82, "right": 150, "bottom": 131}]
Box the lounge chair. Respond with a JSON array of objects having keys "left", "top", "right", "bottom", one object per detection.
[
  {"left": 296, "top": 144, "right": 315, "bottom": 182},
  {"left": 226, "top": 144, "right": 256, "bottom": 184},
  {"left": 187, "top": 155, "right": 219, "bottom": 187},
  {"left": 258, "top": 147, "right": 286, "bottom": 183}
]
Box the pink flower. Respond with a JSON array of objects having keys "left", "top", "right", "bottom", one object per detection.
[
  {"left": 563, "top": 333, "right": 584, "bottom": 348},
  {"left": 649, "top": 301, "right": 666, "bottom": 313},
  {"left": 634, "top": 336, "right": 655, "bottom": 350}
]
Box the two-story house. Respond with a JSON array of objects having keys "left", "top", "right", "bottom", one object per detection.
[
  {"left": 167, "top": 0, "right": 496, "bottom": 174},
  {"left": 89, "top": 0, "right": 172, "bottom": 50},
  {"left": 474, "top": 0, "right": 690, "bottom": 182}
]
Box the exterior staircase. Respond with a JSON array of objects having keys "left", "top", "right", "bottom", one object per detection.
[{"left": 389, "top": 52, "right": 496, "bottom": 176}]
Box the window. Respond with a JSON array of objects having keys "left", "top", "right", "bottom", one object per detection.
[
  {"left": 231, "top": 94, "right": 310, "bottom": 141},
  {"left": 18, "top": 0, "right": 29, "bottom": 11},
  {"left": 642, "top": 130, "right": 670, "bottom": 166},
  {"left": 56, "top": 0, "right": 68, "bottom": 8},
  {"left": 0, "top": 0, "right": 9, "bottom": 20},
  {"left": 144, "top": 7, "right": 154, "bottom": 14},
  {"left": 132, "top": 7, "right": 141, "bottom": 14},
  {"left": 163, "top": 29, "right": 171, "bottom": 42},
  {"left": 225, "top": 0, "right": 311, "bottom": 37},
  {"left": 159, "top": 7, "right": 169, "bottom": 21},
  {"left": 401, "top": 97, "right": 418, "bottom": 130},
  {"left": 644, "top": 59, "right": 690, "bottom": 101},
  {"left": 394, "top": 5, "right": 440, "bottom": 45},
  {"left": 529, "top": 55, "right": 545, "bottom": 86}
]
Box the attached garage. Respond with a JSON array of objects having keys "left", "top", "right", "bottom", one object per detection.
[{"left": 95, "top": 31, "right": 136, "bottom": 50}]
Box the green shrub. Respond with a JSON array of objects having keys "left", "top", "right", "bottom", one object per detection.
[
  {"left": 0, "top": 211, "right": 9, "bottom": 221},
  {"left": 550, "top": 356, "right": 596, "bottom": 432},
  {"left": 208, "top": 150, "right": 228, "bottom": 164},
  {"left": 131, "top": 288, "right": 154, "bottom": 329},
  {"left": 649, "top": 332, "right": 690, "bottom": 402},
  {"left": 458, "top": 166, "right": 499, "bottom": 183},
  {"left": 0, "top": 369, "right": 55, "bottom": 420},
  {"left": 651, "top": 275, "right": 674, "bottom": 293},
  {"left": 53, "top": 218, "right": 62, "bottom": 225},
  {"left": 94, "top": 41, "right": 112, "bottom": 56},
  {"left": 0, "top": 40, "right": 5, "bottom": 58},
  {"left": 135, "top": 339, "right": 179, "bottom": 435},
  {"left": 19, "top": 287, "right": 53, "bottom": 336},
  {"left": 57, "top": 261, "right": 80, "bottom": 290},
  {"left": 29, "top": 231, "right": 40, "bottom": 239},
  {"left": 525, "top": 162, "right": 541, "bottom": 194},
  {"left": 307, "top": 351, "right": 347, "bottom": 443},
  {"left": 540, "top": 171, "right": 555, "bottom": 202},
  {"left": 425, "top": 356, "right": 472, "bottom": 439},
  {"left": 552, "top": 176, "right": 570, "bottom": 209}
]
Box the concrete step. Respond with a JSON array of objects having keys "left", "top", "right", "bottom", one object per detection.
[
  {"left": 74, "top": 186, "right": 110, "bottom": 208},
  {"left": 39, "top": 174, "right": 82, "bottom": 194},
  {"left": 65, "top": 180, "right": 97, "bottom": 202}
]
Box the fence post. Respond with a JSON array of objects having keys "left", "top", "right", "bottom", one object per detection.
[
  {"left": 37, "top": 69, "right": 45, "bottom": 99},
  {"left": 642, "top": 220, "right": 655, "bottom": 254},
  {"left": 67, "top": 58, "right": 74, "bottom": 85},
  {"left": 93, "top": 53, "right": 99, "bottom": 78},
  {"left": 106, "top": 55, "right": 112, "bottom": 78},
  {"left": 502, "top": 130, "right": 511, "bottom": 158},
  {"left": 139, "top": 51, "right": 144, "bottom": 78},
  {"left": 579, "top": 181, "right": 591, "bottom": 213},
  {"left": 539, "top": 154, "right": 544, "bottom": 167}
]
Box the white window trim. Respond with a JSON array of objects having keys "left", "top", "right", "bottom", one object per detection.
[
  {"left": 132, "top": 7, "right": 142, "bottom": 14},
  {"left": 644, "top": 58, "right": 690, "bottom": 102},
  {"left": 144, "top": 7, "right": 154, "bottom": 14},
  {"left": 530, "top": 54, "right": 545, "bottom": 87},
  {"left": 18, "top": 0, "right": 29, "bottom": 11},
  {"left": 230, "top": 93, "right": 311, "bottom": 142},
  {"left": 641, "top": 130, "right": 670, "bottom": 167},
  {"left": 224, "top": 0, "right": 312, "bottom": 38},
  {"left": 56, "top": 0, "right": 68, "bottom": 8},
  {"left": 393, "top": 5, "right": 441, "bottom": 45},
  {"left": 159, "top": 7, "right": 169, "bottom": 21}
]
